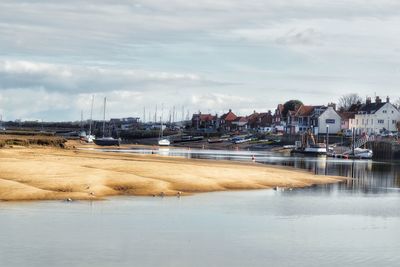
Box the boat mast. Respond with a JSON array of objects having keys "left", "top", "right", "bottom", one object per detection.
[
  {"left": 89, "top": 95, "right": 94, "bottom": 136},
  {"left": 160, "top": 116, "right": 163, "bottom": 139},
  {"left": 80, "top": 110, "right": 83, "bottom": 131},
  {"left": 102, "top": 97, "right": 106, "bottom": 138}
]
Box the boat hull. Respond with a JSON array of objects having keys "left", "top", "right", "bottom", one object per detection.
[
  {"left": 291, "top": 147, "right": 327, "bottom": 156},
  {"left": 158, "top": 139, "right": 170, "bottom": 146},
  {"left": 93, "top": 138, "right": 120, "bottom": 146}
]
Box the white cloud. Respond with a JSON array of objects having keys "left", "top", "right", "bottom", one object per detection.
[{"left": 1, "top": 1, "right": 400, "bottom": 120}]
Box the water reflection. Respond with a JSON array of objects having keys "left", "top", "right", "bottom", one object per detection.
[{"left": 92, "top": 147, "right": 400, "bottom": 194}]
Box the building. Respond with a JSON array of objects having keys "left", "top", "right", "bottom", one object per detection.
[
  {"left": 219, "top": 109, "right": 237, "bottom": 131},
  {"left": 348, "top": 96, "right": 400, "bottom": 134},
  {"left": 231, "top": 116, "right": 248, "bottom": 131},
  {"left": 191, "top": 113, "right": 218, "bottom": 129},
  {"left": 247, "top": 111, "right": 273, "bottom": 130},
  {"left": 316, "top": 106, "right": 342, "bottom": 134},
  {"left": 285, "top": 104, "right": 341, "bottom": 135},
  {"left": 110, "top": 117, "right": 140, "bottom": 131}
]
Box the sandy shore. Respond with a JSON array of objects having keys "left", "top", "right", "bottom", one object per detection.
[{"left": 0, "top": 145, "right": 346, "bottom": 201}]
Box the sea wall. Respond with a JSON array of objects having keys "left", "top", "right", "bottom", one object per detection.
[{"left": 366, "top": 141, "right": 400, "bottom": 160}]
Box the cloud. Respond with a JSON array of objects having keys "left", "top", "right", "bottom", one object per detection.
[
  {"left": 0, "top": 60, "right": 214, "bottom": 94},
  {"left": 1, "top": 1, "right": 400, "bottom": 120}
]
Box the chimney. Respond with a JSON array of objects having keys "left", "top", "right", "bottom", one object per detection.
[
  {"left": 375, "top": 96, "right": 382, "bottom": 104},
  {"left": 386, "top": 96, "right": 390, "bottom": 103},
  {"left": 328, "top": 103, "right": 336, "bottom": 110},
  {"left": 366, "top": 97, "right": 371, "bottom": 105},
  {"left": 229, "top": 109, "right": 232, "bottom": 112}
]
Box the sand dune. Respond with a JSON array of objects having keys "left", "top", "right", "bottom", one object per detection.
[{"left": 0, "top": 146, "right": 346, "bottom": 201}]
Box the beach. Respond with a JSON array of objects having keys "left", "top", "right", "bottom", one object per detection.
[{"left": 0, "top": 143, "right": 346, "bottom": 201}]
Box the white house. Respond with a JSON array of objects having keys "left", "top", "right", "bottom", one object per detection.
[
  {"left": 349, "top": 96, "right": 400, "bottom": 134},
  {"left": 317, "top": 106, "right": 342, "bottom": 134}
]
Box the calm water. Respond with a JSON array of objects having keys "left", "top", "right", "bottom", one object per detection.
[
  {"left": 1, "top": 148, "right": 400, "bottom": 267},
  {"left": 97, "top": 147, "right": 400, "bottom": 192}
]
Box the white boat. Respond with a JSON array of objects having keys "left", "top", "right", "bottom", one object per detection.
[
  {"left": 82, "top": 134, "right": 96, "bottom": 143},
  {"left": 291, "top": 130, "right": 327, "bottom": 156},
  {"left": 291, "top": 145, "right": 327, "bottom": 155},
  {"left": 158, "top": 139, "right": 171, "bottom": 146},
  {"left": 157, "top": 114, "right": 170, "bottom": 146},
  {"left": 344, "top": 148, "right": 373, "bottom": 159},
  {"left": 82, "top": 95, "right": 96, "bottom": 143}
]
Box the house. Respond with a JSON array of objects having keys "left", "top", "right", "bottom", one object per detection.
[
  {"left": 110, "top": 117, "right": 140, "bottom": 131},
  {"left": 273, "top": 104, "right": 284, "bottom": 125},
  {"left": 219, "top": 109, "right": 237, "bottom": 131},
  {"left": 285, "top": 104, "right": 341, "bottom": 135},
  {"left": 348, "top": 96, "right": 400, "bottom": 134},
  {"left": 231, "top": 116, "right": 248, "bottom": 131},
  {"left": 191, "top": 113, "right": 218, "bottom": 129},
  {"left": 286, "top": 105, "right": 319, "bottom": 134},
  {"left": 339, "top": 112, "right": 355, "bottom": 130},
  {"left": 316, "top": 106, "right": 342, "bottom": 134},
  {"left": 247, "top": 111, "right": 273, "bottom": 130}
]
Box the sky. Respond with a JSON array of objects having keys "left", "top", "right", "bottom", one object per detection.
[{"left": 1, "top": 0, "right": 400, "bottom": 121}]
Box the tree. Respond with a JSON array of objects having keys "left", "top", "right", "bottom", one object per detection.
[
  {"left": 338, "top": 93, "right": 362, "bottom": 111},
  {"left": 282, "top": 100, "right": 303, "bottom": 118},
  {"left": 394, "top": 97, "right": 400, "bottom": 110}
]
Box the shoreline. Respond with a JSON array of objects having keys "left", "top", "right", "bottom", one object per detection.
[{"left": 0, "top": 143, "right": 347, "bottom": 201}]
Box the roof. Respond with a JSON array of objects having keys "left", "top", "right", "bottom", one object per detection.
[
  {"left": 295, "top": 105, "right": 315, "bottom": 117},
  {"left": 358, "top": 102, "right": 386, "bottom": 114},
  {"left": 192, "top": 113, "right": 216, "bottom": 121},
  {"left": 220, "top": 110, "right": 237, "bottom": 121},
  {"left": 246, "top": 111, "right": 259, "bottom": 121},
  {"left": 233, "top": 116, "right": 248, "bottom": 123}
]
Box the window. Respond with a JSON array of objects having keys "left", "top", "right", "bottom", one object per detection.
[
  {"left": 393, "top": 120, "right": 397, "bottom": 124},
  {"left": 325, "top": 119, "right": 335, "bottom": 124},
  {"left": 383, "top": 110, "right": 387, "bottom": 113},
  {"left": 378, "top": 120, "right": 384, "bottom": 124}
]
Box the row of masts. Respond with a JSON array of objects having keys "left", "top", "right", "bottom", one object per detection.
[
  {"left": 79, "top": 98, "right": 193, "bottom": 131},
  {"left": 142, "top": 105, "right": 192, "bottom": 124}
]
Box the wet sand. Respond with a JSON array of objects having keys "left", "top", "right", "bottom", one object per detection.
[{"left": 0, "top": 145, "right": 346, "bottom": 201}]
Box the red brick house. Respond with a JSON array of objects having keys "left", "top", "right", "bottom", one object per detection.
[
  {"left": 219, "top": 109, "right": 237, "bottom": 131},
  {"left": 191, "top": 112, "right": 218, "bottom": 129}
]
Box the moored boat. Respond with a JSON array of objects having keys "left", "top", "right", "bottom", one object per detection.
[
  {"left": 94, "top": 137, "right": 120, "bottom": 146},
  {"left": 158, "top": 139, "right": 171, "bottom": 146},
  {"left": 94, "top": 97, "right": 120, "bottom": 146}
]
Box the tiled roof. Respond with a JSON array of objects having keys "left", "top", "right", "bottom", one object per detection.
[
  {"left": 221, "top": 110, "right": 237, "bottom": 121},
  {"left": 295, "top": 105, "right": 315, "bottom": 117},
  {"left": 233, "top": 116, "right": 248, "bottom": 122},
  {"left": 198, "top": 114, "right": 216, "bottom": 121}
]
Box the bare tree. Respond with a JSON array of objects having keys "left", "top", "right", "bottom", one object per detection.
[
  {"left": 394, "top": 97, "right": 400, "bottom": 109},
  {"left": 338, "top": 93, "right": 362, "bottom": 111}
]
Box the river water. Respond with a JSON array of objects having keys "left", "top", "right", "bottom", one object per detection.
[{"left": 1, "top": 148, "right": 399, "bottom": 267}]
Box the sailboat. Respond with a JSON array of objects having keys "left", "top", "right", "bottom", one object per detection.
[
  {"left": 0, "top": 114, "right": 5, "bottom": 131},
  {"left": 82, "top": 95, "right": 96, "bottom": 143},
  {"left": 93, "top": 97, "right": 120, "bottom": 146},
  {"left": 158, "top": 116, "right": 170, "bottom": 146}
]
